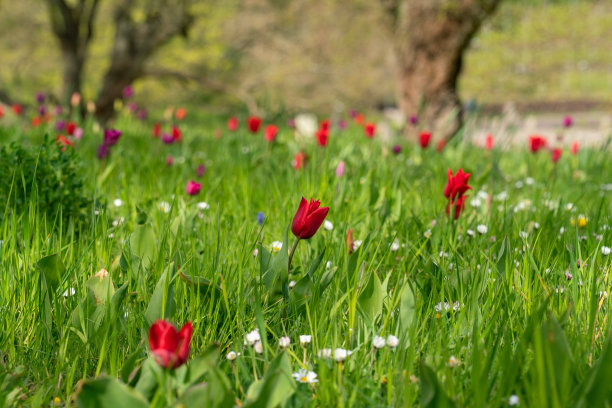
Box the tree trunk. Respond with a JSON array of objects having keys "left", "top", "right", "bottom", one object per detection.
[
  {"left": 95, "top": 1, "right": 193, "bottom": 124},
  {"left": 392, "top": 0, "right": 501, "bottom": 141},
  {"left": 59, "top": 40, "right": 85, "bottom": 107}
]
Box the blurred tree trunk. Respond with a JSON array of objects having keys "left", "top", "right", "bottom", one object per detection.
[
  {"left": 383, "top": 0, "right": 501, "bottom": 140},
  {"left": 94, "top": 0, "right": 193, "bottom": 124},
  {"left": 46, "top": 0, "right": 99, "bottom": 110}
]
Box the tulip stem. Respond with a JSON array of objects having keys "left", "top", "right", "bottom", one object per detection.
[{"left": 288, "top": 237, "right": 300, "bottom": 276}]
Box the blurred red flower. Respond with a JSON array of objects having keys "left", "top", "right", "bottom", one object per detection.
[
  {"left": 419, "top": 131, "right": 431, "bottom": 148},
  {"left": 247, "top": 116, "right": 262, "bottom": 133},
  {"left": 148, "top": 320, "right": 193, "bottom": 369}
]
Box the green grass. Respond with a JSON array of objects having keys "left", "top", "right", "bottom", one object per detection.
[{"left": 1, "top": 110, "right": 612, "bottom": 407}]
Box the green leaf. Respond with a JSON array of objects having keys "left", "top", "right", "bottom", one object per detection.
[
  {"left": 130, "top": 225, "right": 156, "bottom": 269},
  {"left": 133, "top": 358, "right": 161, "bottom": 401},
  {"left": 144, "top": 265, "right": 176, "bottom": 325},
  {"left": 399, "top": 283, "right": 416, "bottom": 329},
  {"left": 244, "top": 352, "right": 296, "bottom": 408},
  {"left": 420, "top": 362, "right": 456, "bottom": 408},
  {"left": 578, "top": 329, "right": 612, "bottom": 406},
  {"left": 358, "top": 272, "right": 386, "bottom": 322},
  {"left": 306, "top": 247, "right": 326, "bottom": 278},
  {"left": 135, "top": 206, "right": 148, "bottom": 225},
  {"left": 76, "top": 376, "right": 149, "bottom": 408},
  {"left": 86, "top": 273, "right": 115, "bottom": 305},
  {"left": 179, "top": 271, "right": 222, "bottom": 297},
  {"left": 110, "top": 282, "right": 129, "bottom": 322},
  {"left": 37, "top": 254, "right": 65, "bottom": 290},
  {"left": 264, "top": 227, "right": 289, "bottom": 290}
]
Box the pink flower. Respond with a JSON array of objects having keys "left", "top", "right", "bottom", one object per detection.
[
  {"left": 336, "top": 161, "right": 345, "bottom": 178},
  {"left": 186, "top": 181, "right": 201, "bottom": 196}
]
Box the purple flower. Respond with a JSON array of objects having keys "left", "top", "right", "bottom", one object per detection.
[
  {"left": 563, "top": 115, "right": 572, "bottom": 128},
  {"left": 104, "top": 129, "right": 122, "bottom": 146},
  {"left": 196, "top": 164, "right": 206, "bottom": 177},
  {"left": 128, "top": 102, "right": 138, "bottom": 113},
  {"left": 38, "top": 105, "right": 47, "bottom": 116},
  {"left": 123, "top": 85, "right": 133, "bottom": 99},
  {"left": 36, "top": 92, "right": 45, "bottom": 104},
  {"left": 349, "top": 110, "right": 358, "bottom": 118},
  {"left": 257, "top": 211, "right": 265, "bottom": 225},
  {"left": 287, "top": 118, "right": 296, "bottom": 128},
  {"left": 409, "top": 115, "right": 418, "bottom": 126},
  {"left": 137, "top": 109, "right": 148, "bottom": 120},
  {"left": 53, "top": 106, "right": 62, "bottom": 116},
  {"left": 97, "top": 144, "right": 110, "bottom": 159},
  {"left": 392, "top": 144, "right": 402, "bottom": 155},
  {"left": 55, "top": 120, "right": 66, "bottom": 131},
  {"left": 161, "top": 133, "right": 174, "bottom": 144},
  {"left": 338, "top": 120, "right": 347, "bottom": 131}
]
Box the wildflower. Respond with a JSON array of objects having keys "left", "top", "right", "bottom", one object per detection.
[
  {"left": 563, "top": 115, "right": 572, "bottom": 128},
  {"left": 326, "top": 261, "right": 332, "bottom": 269},
  {"left": 196, "top": 164, "right": 206, "bottom": 177},
  {"left": 226, "top": 351, "right": 237, "bottom": 360},
  {"left": 175, "top": 107, "right": 186, "bottom": 120},
  {"left": 271, "top": 241, "right": 283, "bottom": 252},
  {"left": 73, "top": 127, "right": 83, "bottom": 140},
  {"left": 197, "top": 202, "right": 210, "bottom": 210},
  {"left": 161, "top": 133, "right": 174, "bottom": 144},
  {"left": 104, "top": 129, "right": 121, "bottom": 146},
  {"left": 63, "top": 288, "right": 76, "bottom": 297},
  {"left": 264, "top": 124, "right": 278, "bottom": 142},
  {"left": 372, "top": 336, "right": 386, "bottom": 349},
  {"left": 11, "top": 104, "right": 22, "bottom": 115},
  {"left": 166, "top": 156, "right": 174, "bottom": 166},
  {"left": 299, "top": 335, "right": 312, "bottom": 347},
  {"left": 528, "top": 135, "right": 547, "bottom": 153},
  {"left": 253, "top": 341, "right": 263, "bottom": 354},
  {"left": 565, "top": 271, "right": 573, "bottom": 280},
  {"left": 159, "top": 202, "right": 171, "bottom": 213},
  {"left": 113, "top": 199, "right": 123, "bottom": 207},
  {"left": 153, "top": 122, "right": 161, "bottom": 138},
  {"left": 419, "top": 131, "right": 431, "bottom": 148},
  {"left": 171, "top": 125, "right": 182, "bottom": 142},
  {"left": 288, "top": 280, "right": 296, "bottom": 289},
  {"left": 477, "top": 224, "right": 488, "bottom": 234},
  {"left": 291, "top": 197, "right": 329, "bottom": 240},
  {"left": 122, "top": 85, "right": 133, "bottom": 99},
  {"left": 485, "top": 134, "right": 494, "bottom": 150},
  {"left": 336, "top": 161, "right": 345, "bottom": 177},
  {"left": 317, "top": 348, "right": 332, "bottom": 358},
  {"left": 186, "top": 181, "right": 201, "bottom": 196},
  {"left": 424, "top": 229, "right": 432, "bottom": 239},
  {"left": 148, "top": 320, "right": 193, "bottom": 369},
  {"left": 257, "top": 211, "right": 265, "bottom": 225},
  {"left": 279, "top": 336, "right": 291, "bottom": 348},
  {"left": 386, "top": 335, "right": 399, "bottom": 348},
  {"left": 292, "top": 369, "right": 318, "bottom": 384},
  {"left": 245, "top": 329, "right": 260, "bottom": 346},
  {"left": 292, "top": 151, "right": 307, "bottom": 170},
  {"left": 551, "top": 148, "right": 562, "bottom": 163},
  {"left": 467, "top": 229, "right": 475, "bottom": 237},
  {"left": 333, "top": 348, "right": 351, "bottom": 362},
  {"left": 227, "top": 117, "right": 239, "bottom": 131},
  {"left": 364, "top": 123, "right": 375, "bottom": 138},
  {"left": 602, "top": 246, "right": 611, "bottom": 256},
  {"left": 389, "top": 239, "right": 400, "bottom": 252},
  {"left": 247, "top": 116, "right": 262, "bottom": 133},
  {"left": 509, "top": 395, "right": 520, "bottom": 406},
  {"left": 571, "top": 142, "right": 579, "bottom": 155},
  {"left": 316, "top": 128, "right": 329, "bottom": 146},
  {"left": 409, "top": 115, "right": 418, "bottom": 125},
  {"left": 392, "top": 144, "right": 402, "bottom": 155},
  {"left": 448, "top": 356, "right": 459, "bottom": 367},
  {"left": 470, "top": 197, "right": 482, "bottom": 207},
  {"left": 324, "top": 220, "right": 334, "bottom": 231}
]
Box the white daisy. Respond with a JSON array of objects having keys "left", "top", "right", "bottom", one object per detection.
[
  {"left": 159, "top": 201, "right": 171, "bottom": 213},
  {"left": 372, "top": 336, "right": 386, "bottom": 349},
  {"left": 317, "top": 348, "right": 333, "bottom": 358},
  {"left": 477, "top": 224, "right": 488, "bottom": 234},
  {"left": 509, "top": 395, "right": 519, "bottom": 406},
  {"left": 333, "top": 348, "right": 351, "bottom": 362},
  {"left": 299, "top": 335, "right": 312, "bottom": 347},
  {"left": 279, "top": 336, "right": 291, "bottom": 348},
  {"left": 113, "top": 198, "right": 123, "bottom": 207},
  {"left": 226, "top": 351, "right": 237, "bottom": 360},
  {"left": 602, "top": 246, "right": 611, "bottom": 256},
  {"left": 245, "top": 329, "right": 260, "bottom": 346},
  {"left": 271, "top": 241, "right": 283, "bottom": 252},
  {"left": 390, "top": 239, "right": 400, "bottom": 252},
  {"left": 253, "top": 341, "right": 263, "bottom": 354},
  {"left": 197, "top": 202, "right": 210, "bottom": 210},
  {"left": 324, "top": 220, "right": 333, "bottom": 231},
  {"left": 292, "top": 369, "right": 318, "bottom": 384},
  {"left": 386, "top": 335, "right": 399, "bottom": 348}
]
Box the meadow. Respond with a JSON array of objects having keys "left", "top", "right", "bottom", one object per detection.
[{"left": 1, "top": 103, "right": 612, "bottom": 407}]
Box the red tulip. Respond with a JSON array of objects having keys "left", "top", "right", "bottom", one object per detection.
[
  {"left": 364, "top": 123, "right": 376, "bottom": 138},
  {"left": 227, "top": 117, "right": 239, "bottom": 132},
  {"left": 247, "top": 116, "right": 262, "bottom": 133},
  {"left": 175, "top": 107, "right": 187, "bottom": 121},
  {"left": 346, "top": 229, "right": 355, "bottom": 254},
  {"left": 446, "top": 195, "right": 467, "bottom": 220},
  {"left": 293, "top": 151, "right": 307, "bottom": 170},
  {"left": 320, "top": 120, "right": 330, "bottom": 131},
  {"left": 444, "top": 168, "right": 472, "bottom": 201},
  {"left": 0, "top": 106, "right": 4, "bottom": 119},
  {"left": 316, "top": 128, "right": 329, "bottom": 147},
  {"left": 185, "top": 181, "right": 201, "bottom": 196},
  {"left": 31, "top": 117, "right": 42, "bottom": 127},
  {"left": 485, "top": 134, "right": 494, "bottom": 150},
  {"left": 551, "top": 148, "right": 562, "bottom": 163},
  {"left": 148, "top": 320, "right": 193, "bottom": 369},
  {"left": 291, "top": 197, "right": 329, "bottom": 240},
  {"left": 172, "top": 125, "right": 182, "bottom": 142},
  {"left": 571, "top": 142, "right": 579, "bottom": 155},
  {"left": 529, "top": 135, "right": 547, "bottom": 153},
  {"left": 56, "top": 134, "right": 74, "bottom": 151},
  {"left": 153, "top": 122, "right": 161, "bottom": 138},
  {"left": 436, "top": 139, "right": 446, "bottom": 152},
  {"left": 66, "top": 122, "right": 76, "bottom": 136},
  {"left": 419, "top": 131, "right": 431, "bottom": 148},
  {"left": 264, "top": 124, "right": 278, "bottom": 142},
  {"left": 11, "top": 104, "right": 22, "bottom": 116}
]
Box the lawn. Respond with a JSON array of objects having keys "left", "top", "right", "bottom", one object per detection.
[{"left": 0, "top": 107, "right": 612, "bottom": 407}]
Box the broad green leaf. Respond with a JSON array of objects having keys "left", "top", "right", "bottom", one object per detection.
[
  {"left": 306, "top": 247, "right": 326, "bottom": 278},
  {"left": 420, "top": 362, "right": 456, "bottom": 408},
  {"left": 37, "top": 254, "right": 65, "bottom": 290},
  {"left": 244, "top": 352, "right": 296, "bottom": 408},
  {"left": 144, "top": 265, "right": 176, "bottom": 325},
  {"left": 130, "top": 225, "right": 156, "bottom": 269},
  {"left": 110, "top": 282, "right": 128, "bottom": 322},
  {"left": 86, "top": 273, "right": 115, "bottom": 305},
  {"left": 400, "top": 283, "right": 416, "bottom": 329},
  {"left": 358, "top": 272, "right": 386, "bottom": 321},
  {"left": 76, "top": 376, "right": 149, "bottom": 408}
]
